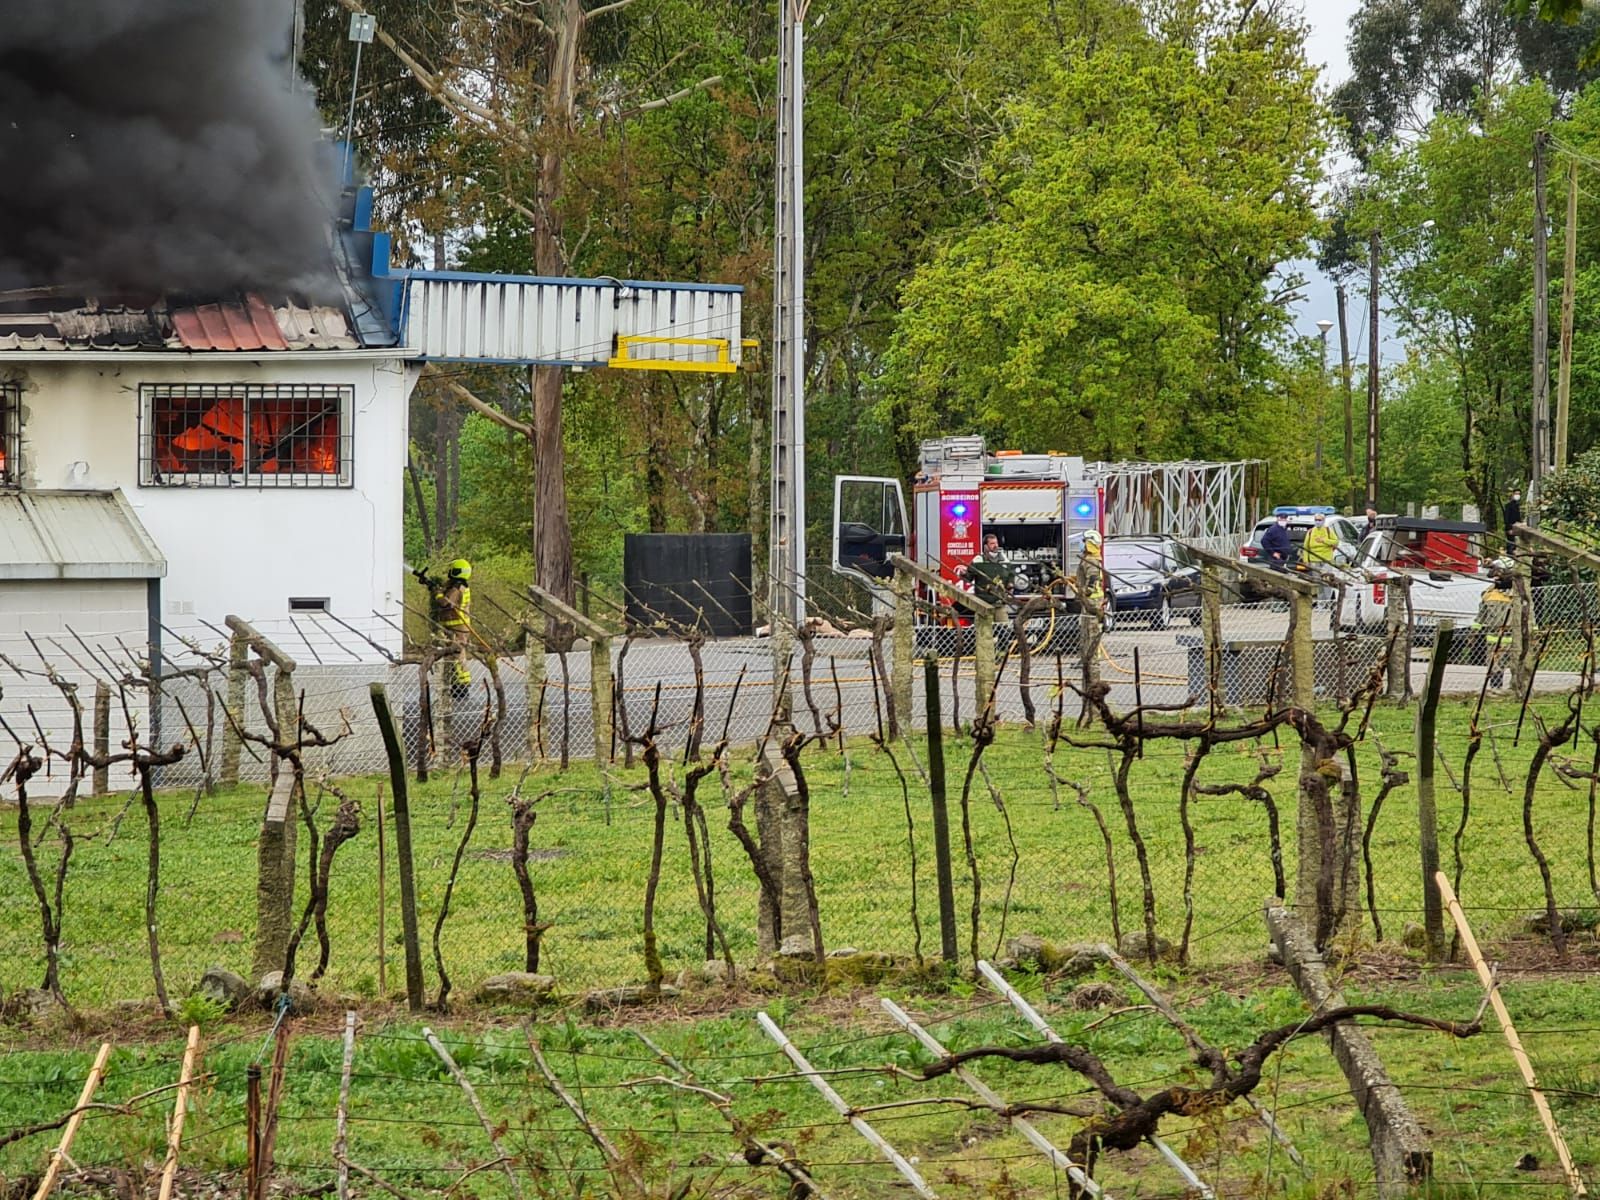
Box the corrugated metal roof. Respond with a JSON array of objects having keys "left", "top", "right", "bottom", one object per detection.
[
  {"left": 0, "top": 292, "right": 361, "bottom": 353},
  {"left": 0, "top": 490, "right": 166, "bottom": 580}
]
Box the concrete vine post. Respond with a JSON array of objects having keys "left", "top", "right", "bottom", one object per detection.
[
  {"left": 589, "top": 636, "right": 613, "bottom": 764},
  {"left": 91, "top": 682, "right": 110, "bottom": 797},
  {"left": 220, "top": 627, "right": 247, "bottom": 786},
  {"left": 973, "top": 604, "right": 996, "bottom": 723},
  {"left": 525, "top": 612, "right": 546, "bottom": 761},
  {"left": 526, "top": 583, "right": 615, "bottom": 766},
  {"left": 226, "top": 617, "right": 300, "bottom": 985},
  {"left": 1384, "top": 574, "right": 1412, "bottom": 701},
  {"left": 1511, "top": 538, "right": 1535, "bottom": 699},
  {"left": 890, "top": 566, "right": 914, "bottom": 736},
  {"left": 1201, "top": 565, "right": 1223, "bottom": 713}
]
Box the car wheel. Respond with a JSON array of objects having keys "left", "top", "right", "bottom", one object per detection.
[
  {"left": 1103, "top": 608, "right": 1116, "bottom": 632},
  {"left": 1150, "top": 596, "right": 1170, "bottom": 631}
]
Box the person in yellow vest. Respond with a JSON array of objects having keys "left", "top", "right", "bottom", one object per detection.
[
  {"left": 1302, "top": 512, "right": 1341, "bottom": 606},
  {"left": 430, "top": 558, "right": 474, "bottom": 692},
  {"left": 1303, "top": 512, "right": 1340, "bottom": 567}
]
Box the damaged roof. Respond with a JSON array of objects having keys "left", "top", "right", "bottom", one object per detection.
[{"left": 0, "top": 292, "right": 362, "bottom": 353}]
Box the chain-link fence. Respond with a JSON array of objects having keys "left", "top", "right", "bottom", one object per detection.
[{"left": 3, "top": 584, "right": 1600, "bottom": 1012}]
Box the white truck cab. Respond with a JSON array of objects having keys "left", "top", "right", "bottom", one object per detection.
[{"left": 1334, "top": 516, "right": 1493, "bottom": 634}]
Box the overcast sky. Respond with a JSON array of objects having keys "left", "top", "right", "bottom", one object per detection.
[{"left": 1283, "top": 0, "right": 1397, "bottom": 358}]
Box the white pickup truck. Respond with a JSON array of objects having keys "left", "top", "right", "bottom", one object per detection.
[{"left": 1334, "top": 516, "right": 1494, "bottom": 634}]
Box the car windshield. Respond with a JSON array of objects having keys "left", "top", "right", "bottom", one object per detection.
[{"left": 1105, "top": 542, "right": 1170, "bottom": 570}]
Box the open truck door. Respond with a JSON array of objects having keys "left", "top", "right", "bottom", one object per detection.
[{"left": 832, "top": 475, "right": 909, "bottom": 603}]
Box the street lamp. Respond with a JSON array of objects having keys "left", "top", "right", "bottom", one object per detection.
[
  {"left": 1366, "top": 219, "right": 1435, "bottom": 511},
  {"left": 1315, "top": 319, "right": 1333, "bottom": 476}
]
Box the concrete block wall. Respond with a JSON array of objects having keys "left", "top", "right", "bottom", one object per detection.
[{"left": 0, "top": 580, "right": 148, "bottom": 798}]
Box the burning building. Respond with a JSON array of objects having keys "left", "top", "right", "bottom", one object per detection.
[
  {"left": 0, "top": 1, "right": 413, "bottom": 661},
  {"left": 0, "top": 0, "right": 745, "bottom": 744}
]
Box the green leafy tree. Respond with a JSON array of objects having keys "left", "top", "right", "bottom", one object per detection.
[
  {"left": 1538, "top": 445, "right": 1600, "bottom": 529},
  {"left": 883, "top": 3, "right": 1324, "bottom": 465}
]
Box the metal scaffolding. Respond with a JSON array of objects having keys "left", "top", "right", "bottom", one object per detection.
[{"left": 1090, "top": 459, "right": 1269, "bottom": 548}]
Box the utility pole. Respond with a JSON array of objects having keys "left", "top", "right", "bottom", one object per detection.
[
  {"left": 1557, "top": 155, "right": 1578, "bottom": 471},
  {"left": 1315, "top": 319, "right": 1333, "bottom": 476},
  {"left": 1367, "top": 231, "right": 1381, "bottom": 510},
  {"left": 1337, "top": 282, "right": 1355, "bottom": 511},
  {"left": 769, "top": 0, "right": 808, "bottom": 702},
  {"left": 1531, "top": 128, "right": 1551, "bottom": 509}
]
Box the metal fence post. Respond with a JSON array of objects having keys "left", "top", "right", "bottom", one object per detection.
[
  {"left": 369, "top": 683, "right": 424, "bottom": 1010},
  {"left": 1416, "top": 620, "right": 1453, "bottom": 960}
]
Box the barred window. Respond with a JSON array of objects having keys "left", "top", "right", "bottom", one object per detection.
[
  {"left": 140, "top": 384, "right": 353, "bottom": 488},
  {"left": 0, "top": 384, "right": 17, "bottom": 487}
]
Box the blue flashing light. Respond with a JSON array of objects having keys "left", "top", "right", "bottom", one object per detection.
[
  {"left": 1274, "top": 505, "right": 1337, "bottom": 516},
  {"left": 1072, "top": 499, "right": 1096, "bottom": 518},
  {"left": 950, "top": 502, "right": 969, "bottom": 517}
]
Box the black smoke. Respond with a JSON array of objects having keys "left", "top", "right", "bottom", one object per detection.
[{"left": 0, "top": 0, "right": 341, "bottom": 299}]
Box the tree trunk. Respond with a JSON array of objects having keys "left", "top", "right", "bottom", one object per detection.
[{"left": 528, "top": 0, "right": 583, "bottom": 611}]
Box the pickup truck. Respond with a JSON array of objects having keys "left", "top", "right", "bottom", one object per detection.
[{"left": 1333, "top": 516, "right": 1494, "bottom": 634}]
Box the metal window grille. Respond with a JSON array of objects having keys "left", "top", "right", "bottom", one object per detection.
[
  {"left": 0, "top": 384, "right": 17, "bottom": 487},
  {"left": 139, "top": 383, "right": 353, "bottom": 488}
]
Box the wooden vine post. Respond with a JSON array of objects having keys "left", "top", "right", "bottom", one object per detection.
[
  {"left": 1438, "top": 872, "right": 1587, "bottom": 1198},
  {"left": 32, "top": 1042, "right": 113, "bottom": 1200},
  {"left": 157, "top": 1026, "right": 202, "bottom": 1200}
]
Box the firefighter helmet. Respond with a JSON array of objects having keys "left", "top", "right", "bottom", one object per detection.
[
  {"left": 1084, "top": 530, "right": 1102, "bottom": 547},
  {"left": 447, "top": 558, "right": 473, "bottom": 581}
]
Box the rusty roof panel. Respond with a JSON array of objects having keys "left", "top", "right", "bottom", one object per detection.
[
  {"left": 0, "top": 291, "right": 358, "bottom": 353},
  {"left": 170, "top": 296, "right": 290, "bottom": 351}
]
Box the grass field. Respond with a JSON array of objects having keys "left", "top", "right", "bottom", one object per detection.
[
  {"left": 1, "top": 694, "right": 1597, "bottom": 1013},
  {"left": 2, "top": 967, "right": 1598, "bottom": 1197},
  {"left": 4, "top": 692, "right": 1600, "bottom": 1196}
]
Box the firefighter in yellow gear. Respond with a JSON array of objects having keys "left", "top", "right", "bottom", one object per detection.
[
  {"left": 429, "top": 559, "right": 474, "bottom": 691},
  {"left": 1078, "top": 530, "right": 1105, "bottom": 606}
]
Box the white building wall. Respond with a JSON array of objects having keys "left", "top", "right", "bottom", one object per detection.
[{"left": 11, "top": 356, "right": 411, "bottom": 659}]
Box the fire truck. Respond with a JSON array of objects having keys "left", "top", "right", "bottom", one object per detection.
[{"left": 831, "top": 435, "right": 1266, "bottom": 622}]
